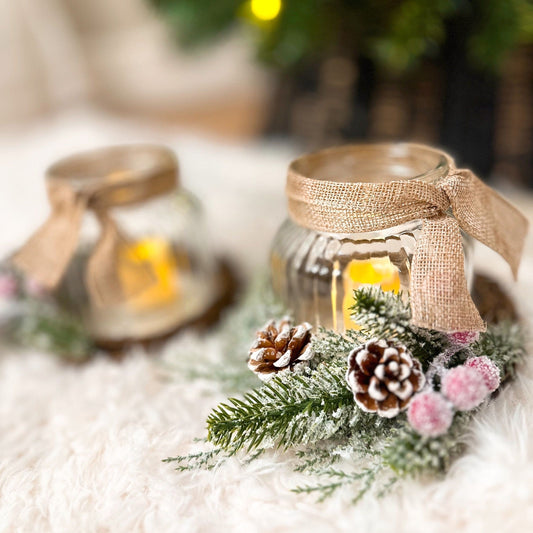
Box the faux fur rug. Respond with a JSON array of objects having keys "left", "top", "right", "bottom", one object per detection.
[{"left": 0, "top": 111, "right": 532, "bottom": 532}]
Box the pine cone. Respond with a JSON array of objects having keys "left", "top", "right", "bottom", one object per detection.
[
  {"left": 248, "top": 318, "right": 314, "bottom": 381},
  {"left": 346, "top": 339, "right": 425, "bottom": 418}
]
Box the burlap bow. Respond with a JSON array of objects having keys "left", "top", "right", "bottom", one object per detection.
[
  {"left": 12, "top": 145, "right": 178, "bottom": 307},
  {"left": 286, "top": 149, "right": 528, "bottom": 332}
]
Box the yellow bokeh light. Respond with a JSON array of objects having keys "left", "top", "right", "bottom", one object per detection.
[{"left": 250, "top": 0, "right": 282, "bottom": 21}]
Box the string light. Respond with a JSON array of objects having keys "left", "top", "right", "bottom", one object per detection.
[{"left": 250, "top": 0, "right": 282, "bottom": 21}]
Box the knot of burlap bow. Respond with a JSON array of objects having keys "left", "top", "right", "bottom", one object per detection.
[
  {"left": 287, "top": 161, "right": 528, "bottom": 332},
  {"left": 12, "top": 145, "right": 177, "bottom": 307}
]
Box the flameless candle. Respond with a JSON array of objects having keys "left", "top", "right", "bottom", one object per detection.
[
  {"left": 118, "top": 237, "right": 180, "bottom": 311},
  {"left": 341, "top": 257, "right": 400, "bottom": 330}
]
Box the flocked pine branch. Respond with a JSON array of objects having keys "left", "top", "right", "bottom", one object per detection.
[
  {"left": 472, "top": 321, "right": 526, "bottom": 382},
  {"left": 206, "top": 359, "right": 353, "bottom": 451},
  {"left": 310, "top": 327, "right": 364, "bottom": 363},
  {"left": 293, "top": 464, "right": 384, "bottom": 504},
  {"left": 292, "top": 440, "right": 397, "bottom": 502},
  {"left": 166, "top": 286, "right": 527, "bottom": 504},
  {"left": 383, "top": 321, "right": 526, "bottom": 477},
  {"left": 382, "top": 412, "right": 473, "bottom": 476},
  {"left": 160, "top": 274, "right": 286, "bottom": 393},
  {"left": 350, "top": 287, "right": 450, "bottom": 368},
  {"left": 8, "top": 302, "right": 93, "bottom": 362},
  {"left": 162, "top": 440, "right": 232, "bottom": 471}
]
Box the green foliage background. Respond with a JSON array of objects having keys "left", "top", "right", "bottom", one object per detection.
[{"left": 151, "top": 0, "right": 533, "bottom": 71}]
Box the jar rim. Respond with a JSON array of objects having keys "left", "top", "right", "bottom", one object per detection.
[
  {"left": 46, "top": 144, "right": 179, "bottom": 208},
  {"left": 289, "top": 143, "right": 451, "bottom": 185}
]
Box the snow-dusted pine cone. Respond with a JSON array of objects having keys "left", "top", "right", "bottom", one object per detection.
[
  {"left": 248, "top": 318, "right": 314, "bottom": 381},
  {"left": 346, "top": 339, "right": 425, "bottom": 418}
]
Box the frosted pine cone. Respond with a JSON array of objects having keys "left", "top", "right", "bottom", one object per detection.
[
  {"left": 346, "top": 339, "right": 425, "bottom": 418},
  {"left": 248, "top": 318, "right": 314, "bottom": 381}
]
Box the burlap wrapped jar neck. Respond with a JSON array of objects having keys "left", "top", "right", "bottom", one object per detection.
[
  {"left": 286, "top": 143, "right": 528, "bottom": 333},
  {"left": 13, "top": 144, "right": 179, "bottom": 307}
]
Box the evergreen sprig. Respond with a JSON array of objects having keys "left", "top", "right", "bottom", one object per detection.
[
  {"left": 382, "top": 412, "right": 473, "bottom": 476},
  {"left": 6, "top": 302, "right": 93, "bottom": 362},
  {"left": 472, "top": 321, "right": 526, "bottom": 382},
  {"left": 162, "top": 441, "right": 232, "bottom": 471},
  {"left": 160, "top": 274, "right": 285, "bottom": 393},
  {"left": 310, "top": 327, "right": 363, "bottom": 363},
  {"left": 293, "top": 464, "right": 383, "bottom": 504},
  {"left": 166, "top": 286, "right": 527, "bottom": 504},
  {"left": 207, "top": 359, "right": 352, "bottom": 451},
  {"left": 350, "top": 287, "right": 449, "bottom": 369}
]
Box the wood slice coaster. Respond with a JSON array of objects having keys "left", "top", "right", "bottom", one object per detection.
[
  {"left": 98, "top": 270, "right": 516, "bottom": 358},
  {"left": 472, "top": 272, "right": 518, "bottom": 325},
  {"left": 97, "top": 257, "right": 240, "bottom": 357}
]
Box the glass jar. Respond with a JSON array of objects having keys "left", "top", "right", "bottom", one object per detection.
[
  {"left": 271, "top": 143, "right": 474, "bottom": 332},
  {"left": 48, "top": 145, "right": 218, "bottom": 344}
]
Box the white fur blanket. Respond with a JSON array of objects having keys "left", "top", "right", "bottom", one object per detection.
[{"left": 0, "top": 110, "right": 532, "bottom": 533}]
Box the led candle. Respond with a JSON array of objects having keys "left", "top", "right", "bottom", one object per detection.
[
  {"left": 341, "top": 257, "right": 400, "bottom": 330},
  {"left": 118, "top": 237, "right": 180, "bottom": 311}
]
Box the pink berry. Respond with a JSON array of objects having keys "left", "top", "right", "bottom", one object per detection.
[
  {"left": 442, "top": 366, "right": 489, "bottom": 411},
  {"left": 0, "top": 273, "right": 17, "bottom": 299},
  {"left": 465, "top": 356, "right": 500, "bottom": 393},
  {"left": 449, "top": 331, "right": 480, "bottom": 346},
  {"left": 408, "top": 391, "right": 453, "bottom": 437}
]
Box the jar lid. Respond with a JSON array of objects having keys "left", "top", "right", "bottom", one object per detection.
[{"left": 46, "top": 144, "right": 179, "bottom": 208}]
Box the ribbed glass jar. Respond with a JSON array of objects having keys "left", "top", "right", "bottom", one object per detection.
[{"left": 270, "top": 144, "right": 473, "bottom": 332}]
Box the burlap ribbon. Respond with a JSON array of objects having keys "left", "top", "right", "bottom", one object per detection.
[
  {"left": 12, "top": 145, "right": 178, "bottom": 307},
  {"left": 286, "top": 145, "right": 528, "bottom": 332}
]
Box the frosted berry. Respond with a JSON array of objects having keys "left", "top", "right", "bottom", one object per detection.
[
  {"left": 449, "top": 331, "right": 480, "bottom": 346},
  {"left": 465, "top": 356, "right": 500, "bottom": 393},
  {"left": 442, "top": 366, "right": 489, "bottom": 411},
  {"left": 408, "top": 391, "right": 453, "bottom": 437}
]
